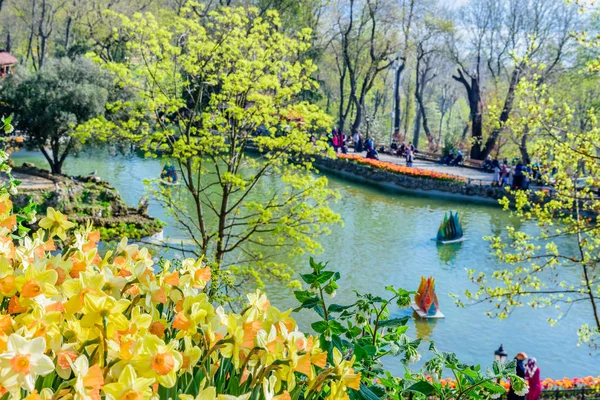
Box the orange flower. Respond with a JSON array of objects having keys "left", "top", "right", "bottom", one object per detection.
[
  {"left": 8, "top": 295, "right": 27, "bottom": 314},
  {"left": 0, "top": 275, "right": 15, "bottom": 295},
  {"left": 21, "top": 280, "right": 43, "bottom": 298},
  {"left": 172, "top": 312, "right": 191, "bottom": 331},
  {"left": 0, "top": 215, "right": 16, "bottom": 230},
  {"left": 193, "top": 267, "right": 211, "bottom": 287},
  {"left": 151, "top": 352, "right": 176, "bottom": 375},
  {"left": 337, "top": 154, "right": 466, "bottom": 183},
  {"left": 149, "top": 321, "right": 166, "bottom": 338},
  {"left": 163, "top": 271, "right": 179, "bottom": 286}
]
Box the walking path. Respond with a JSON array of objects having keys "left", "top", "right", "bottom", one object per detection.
[
  {"left": 1, "top": 171, "right": 55, "bottom": 190},
  {"left": 348, "top": 149, "right": 494, "bottom": 184}
]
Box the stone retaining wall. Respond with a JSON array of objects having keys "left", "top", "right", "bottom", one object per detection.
[{"left": 315, "top": 156, "right": 509, "bottom": 204}]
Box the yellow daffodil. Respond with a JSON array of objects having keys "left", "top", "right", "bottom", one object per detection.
[
  {"left": 80, "top": 294, "right": 130, "bottom": 336},
  {"left": 132, "top": 335, "right": 183, "bottom": 387},
  {"left": 325, "top": 348, "right": 361, "bottom": 400},
  {"left": 102, "top": 364, "right": 154, "bottom": 400},
  {"left": 38, "top": 207, "right": 75, "bottom": 240},
  {"left": 179, "top": 387, "right": 216, "bottom": 400},
  {"left": 0, "top": 195, "right": 357, "bottom": 400}
]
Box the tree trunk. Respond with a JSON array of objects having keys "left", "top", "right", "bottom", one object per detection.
[
  {"left": 452, "top": 68, "right": 484, "bottom": 159},
  {"left": 351, "top": 99, "right": 363, "bottom": 137},
  {"left": 480, "top": 65, "right": 523, "bottom": 159},
  {"left": 437, "top": 110, "right": 446, "bottom": 151},
  {"left": 38, "top": 0, "right": 48, "bottom": 69},
  {"left": 393, "top": 63, "right": 405, "bottom": 133},
  {"left": 403, "top": 81, "right": 412, "bottom": 138},
  {"left": 40, "top": 146, "right": 61, "bottom": 175},
  {"left": 412, "top": 104, "right": 421, "bottom": 146},
  {"left": 64, "top": 16, "right": 72, "bottom": 52},
  {"left": 337, "top": 61, "right": 347, "bottom": 132},
  {"left": 5, "top": 31, "right": 10, "bottom": 53},
  {"left": 519, "top": 126, "right": 530, "bottom": 165},
  {"left": 415, "top": 92, "right": 435, "bottom": 150}
]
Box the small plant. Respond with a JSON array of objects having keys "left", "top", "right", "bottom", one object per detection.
[{"left": 295, "top": 258, "right": 526, "bottom": 400}]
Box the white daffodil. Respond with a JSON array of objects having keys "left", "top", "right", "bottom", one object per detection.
[{"left": 0, "top": 334, "right": 54, "bottom": 392}]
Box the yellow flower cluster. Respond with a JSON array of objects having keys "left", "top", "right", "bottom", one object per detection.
[{"left": 0, "top": 203, "right": 360, "bottom": 399}]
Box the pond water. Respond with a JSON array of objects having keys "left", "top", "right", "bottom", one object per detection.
[{"left": 11, "top": 149, "right": 600, "bottom": 379}]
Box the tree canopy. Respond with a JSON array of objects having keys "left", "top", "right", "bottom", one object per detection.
[
  {"left": 0, "top": 57, "right": 112, "bottom": 174},
  {"left": 100, "top": 5, "right": 340, "bottom": 295}
]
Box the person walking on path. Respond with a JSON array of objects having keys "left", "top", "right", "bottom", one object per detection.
[
  {"left": 492, "top": 159, "right": 500, "bottom": 186},
  {"left": 406, "top": 150, "right": 414, "bottom": 167},
  {"left": 525, "top": 358, "right": 542, "bottom": 400},
  {"left": 507, "top": 352, "right": 527, "bottom": 400}
]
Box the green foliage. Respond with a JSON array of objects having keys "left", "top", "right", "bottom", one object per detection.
[
  {"left": 99, "top": 4, "right": 340, "bottom": 294},
  {"left": 459, "top": 75, "right": 600, "bottom": 347},
  {"left": 96, "top": 220, "right": 165, "bottom": 241},
  {"left": 457, "top": 8, "right": 600, "bottom": 349},
  {"left": 296, "top": 259, "right": 523, "bottom": 400},
  {"left": 0, "top": 57, "right": 113, "bottom": 174}
]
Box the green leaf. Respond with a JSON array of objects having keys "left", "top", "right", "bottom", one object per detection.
[
  {"left": 363, "top": 345, "right": 376, "bottom": 356},
  {"left": 300, "top": 273, "right": 317, "bottom": 284},
  {"left": 314, "top": 305, "right": 326, "bottom": 319},
  {"left": 379, "top": 317, "right": 409, "bottom": 327},
  {"left": 328, "top": 303, "right": 354, "bottom": 313},
  {"left": 311, "top": 321, "right": 328, "bottom": 333},
  {"left": 316, "top": 270, "right": 335, "bottom": 284},
  {"left": 294, "top": 290, "right": 314, "bottom": 303},
  {"left": 405, "top": 381, "right": 435, "bottom": 396},
  {"left": 309, "top": 257, "right": 327, "bottom": 273},
  {"left": 328, "top": 320, "right": 347, "bottom": 334},
  {"left": 358, "top": 383, "right": 381, "bottom": 400},
  {"left": 354, "top": 344, "right": 367, "bottom": 361},
  {"left": 481, "top": 380, "right": 506, "bottom": 394},
  {"left": 301, "top": 297, "right": 321, "bottom": 309}
]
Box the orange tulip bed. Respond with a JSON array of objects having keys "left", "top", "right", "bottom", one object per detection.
[
  {"left": 436, "top": 376, "right": 600, "bottom": 392},
  {"left": 337, "top": 153, "right": 467, "bottom": 183}
]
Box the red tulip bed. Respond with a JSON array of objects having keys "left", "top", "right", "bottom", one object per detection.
[{"left": 337, "top": 153, "right": 467, "bottom": 183}]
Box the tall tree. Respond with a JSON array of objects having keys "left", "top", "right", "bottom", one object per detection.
[
  {"left": 412, "top": 15, "right": 452, "bottom": 149},
  {"left": 450, "top": 0, "right": 575, "bottom": 160},
  {"left": 102, "top": 7, "right": 340, "bottom": 291},
  {"left": 331, "top": 0, "right": 398, "bottom": 136}
]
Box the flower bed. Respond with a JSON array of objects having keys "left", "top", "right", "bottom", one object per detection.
[
  {"left": 437, "top": 376, "right": 600, "bottom": 391},
  {"left": 0, "top": 203, "right": 356, "bottom": 399},
  {"left": 337, "top": 153, "right": 467, "bottom": 183}
]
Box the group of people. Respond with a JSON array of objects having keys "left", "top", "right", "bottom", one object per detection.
[
  {"left": 328, "top": 129, "right": 349, "bottom": 154},
  {"left": 509, "top": 352, "right": 541, "bottom": 400},
  {"left": 328, "top": 129, "right": 381, "bottom": 160},
  {"left": 490, "top": 158, "right": 533, "bottom": 190},
  {"left": 441, "top": 149, "right": 464, "bottom": 166}
]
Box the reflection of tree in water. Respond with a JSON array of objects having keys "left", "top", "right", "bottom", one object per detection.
[
  {"left": 490, "top": 212, "right": 505, "bottom": 238},
  {"left": 413, "top": 312, "right": 438, "bottom": 340},
  {"left": 436, "top": 242, "right": 461, "bottom": 265}
]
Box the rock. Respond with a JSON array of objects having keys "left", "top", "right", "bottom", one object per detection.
[{"left": 22, "top": 162, "right": 36, "bottom": 168}]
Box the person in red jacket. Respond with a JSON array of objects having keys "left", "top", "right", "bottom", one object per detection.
[{"left": 525, "top": 358, "right": 542, "bottom": 400}]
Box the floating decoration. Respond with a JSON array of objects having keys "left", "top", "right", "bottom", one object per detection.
[
  {"left": 433, "top": 211, "right": 466, "bottom": 244},
  {"left": 411, "top": 276, "right": 445, "bottom": 319}
]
